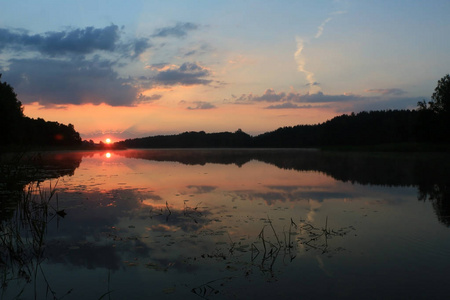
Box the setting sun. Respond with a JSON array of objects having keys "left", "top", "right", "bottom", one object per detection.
[{"left": 105, "top": 138, "right": 111, "bottom": 144}]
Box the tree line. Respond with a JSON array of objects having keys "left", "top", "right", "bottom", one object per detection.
[
  {"left": 116, "top": 110, "right": 422, "bottom": 149},
  {"left": 0, "top": 74, "right": 82, "bottom": 151},
  {"left": 118, "top": 75, "right": 450, "bottom": 149},
  {"left": 117, "top": 109, "right": 446, "bottom": 149},
  {"left": 1, "top": 73, "right": 449, "bottom": 150}
]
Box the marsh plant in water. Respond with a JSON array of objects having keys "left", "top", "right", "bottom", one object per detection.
[{"left": 0, "top": 181, "right": 71, "bottom": 299}]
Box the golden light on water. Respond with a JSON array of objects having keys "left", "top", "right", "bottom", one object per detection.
[{"left": 105, "top": 152, "right": 111, "bottom": 158}]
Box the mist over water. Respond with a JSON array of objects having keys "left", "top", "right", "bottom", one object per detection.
[{"left": 1, "top": 149, "right": 450, "bottom": 299}]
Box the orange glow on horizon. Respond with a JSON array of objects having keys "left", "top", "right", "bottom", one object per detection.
[
  {"left": 105, "top": 138, "right": 111, "bottom": 144},
  {"left": 23, "top": 100, "right": 341, "bottom": 142}
]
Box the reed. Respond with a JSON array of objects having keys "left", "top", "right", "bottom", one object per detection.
[{"left": 0, "top": 180, "right": 69, "bottom": 299}]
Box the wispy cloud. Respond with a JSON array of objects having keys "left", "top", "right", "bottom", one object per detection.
[
  {"left": 265, "top": 103, "right": 313, "bottom": 109},
  {"left": 365, "top": 88, "right": 406, "bottom": 96},
  {"left": 136, "top": 93, "right": 162, "bottom": 104},
  {"left": 187, "top": 101, "right": 216, "bottom": 110},
  {"left": 151, "top": 22, "right": 199, "bottom": 38}
]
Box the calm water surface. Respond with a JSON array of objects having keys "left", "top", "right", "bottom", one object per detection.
[{"left": 1, "top": 149, "right": 450, "bottom": 299}]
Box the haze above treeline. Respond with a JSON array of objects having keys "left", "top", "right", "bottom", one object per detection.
[{"left": 1, "top": 74, "right": 449, "bottom": 151}]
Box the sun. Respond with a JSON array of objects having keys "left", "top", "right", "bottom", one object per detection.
[{"left": 105, "top": 138, "right": 111, "bottom": 144}]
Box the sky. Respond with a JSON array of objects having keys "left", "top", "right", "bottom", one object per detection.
[{"left": 1, "top": 0, "right": 450, "bottom": 142}]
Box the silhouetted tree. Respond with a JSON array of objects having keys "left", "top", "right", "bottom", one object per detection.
[
  {"left": 0, "top": 74, "right": 82, "bottom": 148},
  {"left": 0, "top": 74, "right": 24, "bottom": 144},
  {"left": 418, "top": 74, "right": 450, "bottom": 142}
]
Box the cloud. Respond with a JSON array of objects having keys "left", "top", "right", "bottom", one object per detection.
[
  {"left": 151, "top": 22, "right": 199, "bottom": 38},
  {"left": 232, "top": 90, "right": 357, "bottom": 104},
  {"left": 179, "top": 43, "right": 213, "bottom": 57},
  {"left": 136, "top": 93, "right": 162, "bottom": 104},
  {"left": 4, "top": 57, "right": 141, "bottom": 106},
  {"left": 0, "top": 25, "right": 153, "bottom": 59},
  {"left": 186, "top": 185, "right": 217, "bottom": 193},
  {"left": 0, "top": 24, "right": 214, "bottom": 107},
  {"left": 365, "top": 88, "right": 406, "bottom": 96},
  {"left": 129, "top": 37, "right": 152, "bottom": 58},
  {"left": 187, "top": 101, "right": 216, "bottom": 110},
  {"left": 152, "top": 62, "right": 212, "bottom": 86},
  {"left": 228, "top": 88, "right": 420, "bottom": 111},
  {"left": 265, "top": 103, "right": 313, "bottom": 109},
  {"left": 294, "top": 91, "right": 359, "bottom": 103},
  {"left": 0, "top": 25, "right": 121, "bottom": 56}
]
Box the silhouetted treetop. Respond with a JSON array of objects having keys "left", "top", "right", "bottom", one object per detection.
[
  {"left": 1, "top": 74, "right": 25, "bottom": 144},
  {"left": 417, "top": 74, "right": 450, "bottom": 142},
  {"left": 0, "top": 74, "right": 82, "bottom": 149}
]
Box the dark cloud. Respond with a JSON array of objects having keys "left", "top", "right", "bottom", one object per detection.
[
  {"left": 4, "top": 57, "right": 140, "bottom": 106},
  {"left": 365, "top": 88, "right": 406, "bottom": 96},
  {"left": 153, "top": 62, "right": 212, "bottom": 86},
  {"left": 187, "top": 101, "right": 216, "bottom": 110},
  {"left": 151, "top": 22, "right": 199, "bottom": 38},
  {"left": 0, "top": 25, "right": 152, "bottom": 59},
  {"left": 305, "top": 82, "right": 320, "bottom": 86},
  {"left": 0, "top": 25, "right": 120, "bottom": 56},
  {"left": 129, "top": 37, "right": 152, "bottom": 58}
]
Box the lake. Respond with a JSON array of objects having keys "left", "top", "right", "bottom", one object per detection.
[{"left": 1, "top": 149, "right": 450, "bottom": 299}]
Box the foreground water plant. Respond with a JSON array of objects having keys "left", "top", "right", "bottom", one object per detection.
[{"left": 0, "top": 180, "right": 72, "bottom": 300}]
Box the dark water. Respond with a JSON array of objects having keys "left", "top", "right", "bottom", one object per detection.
[{"left": 1, "top": 149, "right": 450, "bottom": 299}]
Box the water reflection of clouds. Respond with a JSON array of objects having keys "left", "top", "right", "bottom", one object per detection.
[
  {"left": 307, "top": 200, "right": 322, "bottom": 223},
  {"left": 42, "top": 186, "right": 217, "bottom": 271},
  {"left": 45, "top": 240, "right": 123, "bottom": 270},
  {"left": 186, "top": 185, "right": 217, "bottom": 194}
]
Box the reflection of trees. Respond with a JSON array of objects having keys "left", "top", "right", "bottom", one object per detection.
[
  {"left": 115, "top": 149, "right": 450, "bottom": 226},
  {"left": 418, "top": 184, "right": 450, "bottom": 226},
  {"left": 0, "top": 152, "right": 82, "bottom": 220}
]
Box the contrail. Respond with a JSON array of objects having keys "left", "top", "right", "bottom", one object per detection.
[
  {"left": 295, "top": 11, "right": 345, "bottom": 93},
  {"left": 295, "top": 37, "right": 321, "bottom": 93},
  {"left": 315, "top": 17, "right": 332, "bottom": 38}
]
